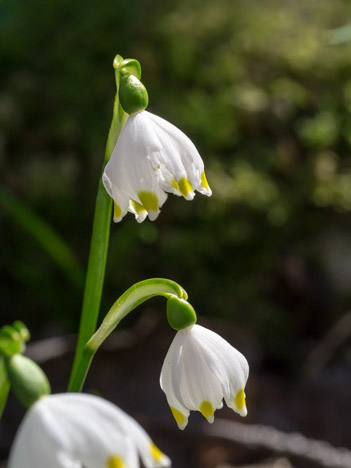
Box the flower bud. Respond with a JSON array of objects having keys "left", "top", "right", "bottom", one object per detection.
[
  {"left": 166, "top": 296, "right": 197, "bottom": 331},
  {"left": 5, "top": 354, "right": 51, "bottom": 408},
  {"left": 119, "top": 72, "right": 149, "bottom": 114}
]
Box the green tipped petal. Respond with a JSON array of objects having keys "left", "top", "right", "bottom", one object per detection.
[{"left": 120, "top": 58, "right": 141, "bottom": 80}]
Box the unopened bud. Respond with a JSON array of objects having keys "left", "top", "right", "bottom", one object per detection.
[{"left": 5, "top": 354, "right": 51, "bottom": 408}]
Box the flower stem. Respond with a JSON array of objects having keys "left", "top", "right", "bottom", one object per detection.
[
  {"left": 68, "top": 61, "right": 126, "bottom": 391},
  {"left": 68, "top": 178, "right": 112, "bottom": 391},
  {"left": 68, "top": 278, "right": 187, "bottom": 392}
]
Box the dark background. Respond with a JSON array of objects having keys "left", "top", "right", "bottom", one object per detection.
[{"left": 1, "top": 1, "right": 351, "bottom": 466}]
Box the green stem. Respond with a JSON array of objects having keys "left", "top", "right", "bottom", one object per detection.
[
  {"left": 68, "top": 58, "right": 127, "bottom": 391},
  {"left": 68, "top": 177, "right": 112, "bottom": 390},
  {"left": 68, "top": 278, "right": 187, "bottom": 392}
]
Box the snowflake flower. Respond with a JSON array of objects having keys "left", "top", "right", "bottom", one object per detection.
[
  {"left": 9, "top": 393, "right": 171, "bottom": 468},
  {"left": 160, "top": 324, "right": 249, "bottom": 429},
  {"left": 102, "top": 110, "right": 211, "bottom": 223}
]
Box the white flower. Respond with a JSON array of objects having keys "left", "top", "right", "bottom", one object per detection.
[
  {"left": 102, "top": 110, "right": 212, "bottom": 223},
  {"left": 9, "top": 393, "right": 171, "bottom": 468},
  {"left": 160, "top": 324, "right": 249, "bottom": 430}
]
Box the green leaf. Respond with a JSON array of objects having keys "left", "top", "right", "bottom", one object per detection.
[
  {"left": 0, "top": 357, "right": 10, "bottom": 419},
  {"left": 0, "top": 185, "right": 84, "bottom": 289}
]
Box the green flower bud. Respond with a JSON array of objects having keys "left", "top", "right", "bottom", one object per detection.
[
  {"left": 119, "top": 73, "right": 149, "bottom": 115},
  {"left": 5, "top": 354, "right": 51, "bottom": 408},
  {"left": 166, "top": 296, "right": 197, "bottom": 331}
]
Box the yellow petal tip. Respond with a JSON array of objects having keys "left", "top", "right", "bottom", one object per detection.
[
  {"left": 170, "top": 406, "right": 187, "bottom": 429},
  {"left": 199, "top": 400, "right": 214, "bottom": 422},
  {"left": 234, "top": 389, "right": 246, "bottom": 413},
  {"left": 107, "top": 455, "right": 125, "bottom": 468},
  {"left": 200, "top": 170, "right": 210, "bottom": 191},
  {"left": 138, "top": 191, "right": 159, "bottom": 213},
  {"left": 150, "top": 442, "right": 164, "bottom": 462},
  {"left": 178, "top": 177, "right": 193, "bottom": 198},
  {"left": 113, "top": 202, "right": 122, "bottom": 221}
]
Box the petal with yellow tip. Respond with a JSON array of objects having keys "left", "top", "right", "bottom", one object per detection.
[{"left": 107, "top": 455, "right": 126, "bottom": 468}]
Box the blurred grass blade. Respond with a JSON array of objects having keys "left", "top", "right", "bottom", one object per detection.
[
  {"left": 0, "top": 357, "right": 10, "bottom": 419},
  {"left": 0, "top": 185, "right": 84, "bottom": 289}
]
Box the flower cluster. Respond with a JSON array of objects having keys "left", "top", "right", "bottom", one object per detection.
[
  {"left": 7, "top": 57, "right": 251, "bottom": 468},
  {"left": 103, "top": 110, "right": 212, "bottom": 223}
]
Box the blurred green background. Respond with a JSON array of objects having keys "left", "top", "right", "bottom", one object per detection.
[{"left": 2, "top": 0, "right": 351, "bottom": 463}]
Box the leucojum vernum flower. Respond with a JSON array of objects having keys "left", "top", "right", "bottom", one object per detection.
[
  {"left": 161, "top": 297, "right": 249, "bottom": 429},
  {"left": 102, "top": 72, "right": 212, "bottom": 223},
  {"left": 8, "top": 393, "right": 170, "bottom": 468},
  {"left": 2, "top": 55, "right": 250, "bottom": 468},
  {"left": 160, "top": 324, "right": 249, "bottom": 429}
]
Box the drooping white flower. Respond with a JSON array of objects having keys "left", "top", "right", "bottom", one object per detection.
[
  {"left": 9, "top": 393, "right": 171, "bottom": 468},
  {"left": 160, "top": 324, "right": 249, "bottom": 430},
  {"left": 102, "top": 110, "right": 212, "bottom": 223}
]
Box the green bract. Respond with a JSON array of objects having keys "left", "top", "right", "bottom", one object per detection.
[
  {"left": 119, "top": 72, "right": 149, "bottom": 115},
  {"left": 166, "top": 296, "right": 197, "bottom": 331},
  {"left": 119, "top": 58, "right": 141, "bottom": 80},
  {"left": 5, "top": 354, "right": 51, "bottom": 408}
]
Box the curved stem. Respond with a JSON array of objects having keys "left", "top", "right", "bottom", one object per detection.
[{"left": 68, "top": 278, "right": 187, "bottom": 392}]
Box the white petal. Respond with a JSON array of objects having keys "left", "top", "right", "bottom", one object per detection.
[
  {"left": 190, "top": 325, "right": 249, "bottom": 416},
  {"left": 145, "top": 111, "right": 204, "bottom": 189},
  {"left": 178, "top": 327, "right": 224, "bottom": 422},
  {"left": 103, "top": 113, "right": 168, "bottom": 221},
  {"left": 160, "top": 332, "right": 190, "bottom": 429}
]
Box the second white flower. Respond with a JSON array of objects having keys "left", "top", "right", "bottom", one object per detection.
[{"left": 160, "top": 324, "right": 249, "bottom": 430}]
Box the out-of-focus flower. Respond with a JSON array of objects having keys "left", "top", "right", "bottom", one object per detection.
[
  {"left": 9, "top": 393, "right": 171, "bottom": 468},
  {"left": 102, "top": 110, "right": 212, "bottom": 223},
  {"left": 160, "top": 324, "right": 249, "bottom": 430}
]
